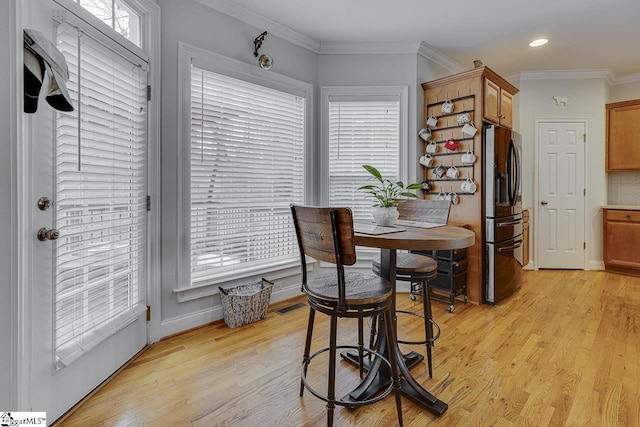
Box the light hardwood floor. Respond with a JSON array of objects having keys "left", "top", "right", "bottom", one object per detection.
[{"left": 55, "top": 270, "right": 640, "bottom": 426}]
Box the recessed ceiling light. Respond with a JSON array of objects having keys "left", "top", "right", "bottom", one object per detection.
[{"left": 529, "top": 38, "right": 549, "bottom": 47}]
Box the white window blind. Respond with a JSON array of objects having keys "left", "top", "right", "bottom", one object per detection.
[
  {"left": 189, "top": 66, "right": 305, "bottom": 286},
  {"left": 328, "top": 100, "right": 400, "bottom": 222},
  {"left": 54, "top": 22, "right": 147, "bottom": 368}
]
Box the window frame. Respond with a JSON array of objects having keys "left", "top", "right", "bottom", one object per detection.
[
  {"left": 175, "top": 43, "right": 313, "bottom": 302},
  {"left": 320, "top": 86, "right": 408, "bottom": 259},
  {"left": 320, "top": 86, "right": 409, "bottom": 207}
]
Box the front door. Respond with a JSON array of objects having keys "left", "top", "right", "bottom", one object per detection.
[
  {"left": 537, "top": 121, "right": 586, "bottom": 269},
  {"left": 27, "top": 2, "right": 148, "bottom": 421}
]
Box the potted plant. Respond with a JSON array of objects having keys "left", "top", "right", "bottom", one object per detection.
[{"left": 357, "top": 164, "right": 423, "bottom": 226}]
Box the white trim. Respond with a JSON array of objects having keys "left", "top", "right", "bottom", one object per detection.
[
  {"left": 192, "top": 0, "right": 320, "bottom": 53},
  {"left": 517, "top": 69, "right": 616, "bottom": 85},
  {"left": 135, "top": 0, "right": 162, "bottom": 344},
  {"left": 177, "top": 42, "right": 314, "bottom": 297},
  {"left": 533, "top": 119, "right": 589, "bottom": 271},
  {"left": 160, "top": 284, "right": 304, "bottom": 337},
  {"left": 319, "top": 41, "right": 421, "bottom": 55},
  {"left": 417, "top": 41, "right": 465, "bottom": 74},
  {"left": 5, "top": 0, "right": 27, "bottom": 411},
  {"left": 613, "top": 72, "right": 640, "bottom": 85},
  {"left": 589, "top": 260, "right": 605, "bottom": 270},
  {"left": 319, "top": 85, "right": 410, "bottom": 206}
]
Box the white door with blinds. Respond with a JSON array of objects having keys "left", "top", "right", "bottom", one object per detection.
[{"left": 29, "top": 11, "right": 148, "bottom": 421}]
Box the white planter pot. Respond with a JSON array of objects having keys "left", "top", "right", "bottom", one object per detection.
[{"left": 372, "top": 206, "right": 399, "bottom": 226}]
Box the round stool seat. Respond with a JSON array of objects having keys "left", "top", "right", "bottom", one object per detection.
[{"left": 372, "top": 253, "right": 438, "bottom": 280}]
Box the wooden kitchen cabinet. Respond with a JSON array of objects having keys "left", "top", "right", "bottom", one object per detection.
[
  {"left": 606, "top": 99, "right": 640, "bottom": 171},
  {"left": 421, "top": 66, "right": 519, "bottom": 303},
  {"left": 484, "top": 77, "right": 514, "bottom": 128},
  {"left": 604, "top": 208, "right": 640, "bottom": 275}
]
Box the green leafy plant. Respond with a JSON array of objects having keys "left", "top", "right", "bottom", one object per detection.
[{"left": 357, "top": 165, "right": 423, "bottom": 208}]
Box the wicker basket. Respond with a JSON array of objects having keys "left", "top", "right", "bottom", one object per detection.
[{"left": 219, "top": 278, "right": 274, "bottom": 328}]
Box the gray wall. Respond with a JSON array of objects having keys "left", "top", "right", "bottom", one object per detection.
[
  {"left": 518, "top": 77, "right": 609, "bottom": 269},
  {"left": 0, "top": 0, "right": 18, "bottom": 410},
  {"left": 155, "top": 0, "right": 451, "bottom": 335},
  {"left": 156, "top": 0, "right": 318, "bottom": 333}
]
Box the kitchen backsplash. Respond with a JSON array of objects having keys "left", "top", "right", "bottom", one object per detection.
[{"left": 608, "top": 171, "right": 640, "bottom": 205}]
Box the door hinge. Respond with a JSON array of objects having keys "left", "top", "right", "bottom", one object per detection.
[
  {"left": 583, "top": 188, "right": 586, "bottom": 196},
  {"left": 583, "top": 242, "right": 586, "bottom": 250},
  {"left": 146, "top": 195, "right": 151, "bottom": 211},
  {"left": 583, "top": 134, "right": 587, "bottom": 142},
  {"left": 147, "top": 85, "right": 152, "bottom": 101},
  {"left": 146, "top": 305, "right": 151, "bottom": 321}
]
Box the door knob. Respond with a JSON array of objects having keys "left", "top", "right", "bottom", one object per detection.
[
  {"left": 37, "top": 227, "right": 60, "bottom": 241},
  {"left": 540, "top": 200, "right": 549, "bottom": 206}
]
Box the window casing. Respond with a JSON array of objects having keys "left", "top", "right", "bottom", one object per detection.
[{"left": 177, "top": 44, "right": 312, "bottom": 299}]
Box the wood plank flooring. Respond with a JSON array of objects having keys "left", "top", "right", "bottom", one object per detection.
[{"left": 55, "top": 270, "right": 640, "bottom": 426}]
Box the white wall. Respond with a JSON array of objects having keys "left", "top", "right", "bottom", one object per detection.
[
  {"left": 610, "top": 80, "right": 640, "bottom": 102},
  {"left": 518, "top": 77, "right": 609, "bottom": 269}
]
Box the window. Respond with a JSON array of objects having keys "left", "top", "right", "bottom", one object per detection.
[
  {"left": 322, "top": 87, "right": 408, "bottom": 223},
  {"left": 178, "top": 45, "right": 311, "bottom": 295},
  {"left": 71, "top": 0, "right": 142, "bottom": 46},
  {"left": 53, "top": 20, "right": 148, "bottom": 367}
]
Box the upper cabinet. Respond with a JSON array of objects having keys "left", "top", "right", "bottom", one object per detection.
[
  {"left": 484, "top": 76, "right": 515, "bottom": 128},
  {"left": 606, "top": 99, "right": 640, "bottom": 171}
]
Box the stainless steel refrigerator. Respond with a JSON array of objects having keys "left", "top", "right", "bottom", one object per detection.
[{"left": 483, "top": 125, "right": 523, "bottom": 304}]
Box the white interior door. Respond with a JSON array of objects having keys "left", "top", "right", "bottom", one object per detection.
[
  {"left": 537, "top": 121, "right": 586, "bottom": 269},
  {"left": 27, "top": 1, "right": 148, "bottom": 421}
]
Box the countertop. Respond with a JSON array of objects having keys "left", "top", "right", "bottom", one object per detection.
[{"left": 602, "top": 205, "right": 640, "bottom": 211}]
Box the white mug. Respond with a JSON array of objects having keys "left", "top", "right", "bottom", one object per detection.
[
  {"left": 461, "top": 150, "right": 476, "bottom": 164},
  {"left": 462, "top": 123, "right": 477, "bottom": 137},
  {"left": 426, "top": 140, "right": 438, "bottom": 154},
  {"left": 441, "top": 99, "right": 454, "bottom": 114},
  {"left": 418, "top": 128, "right": 432, "bottom": 141},
  {"left": 445, "top": 191, "right": 458, "bottom": 205},
  {"left": 446, "top": 165, "right": 459, "bottom": 179},
  {"left": 419, "top": 154, "right": 434, "bottom": 167},
  {"left": 426, "top": 116, "right": 438, "bottom": 127},
  {"left": 461, "top": 177, "right": 477, "bottom": 193},
  {"left": 436, "top": 191, "right": 447, "bottom": 200},
  {"left": 456, "top": 113, "right": 470, "bottom": 125}
]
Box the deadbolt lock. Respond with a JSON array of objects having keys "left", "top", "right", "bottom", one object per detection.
[
  {"left": 37, "top": 227, "right": 60, "bottom": 241},
  {"left": 38, "top": 197, "right": 52, "bottom": 211}
]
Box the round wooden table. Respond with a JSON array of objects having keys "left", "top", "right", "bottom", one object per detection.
[{"left": 342, "top": 223, "right": 475, "bottom": 416}]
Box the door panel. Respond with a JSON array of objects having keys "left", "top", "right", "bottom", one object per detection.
[
  {"left": 537, "top": 121, "right": 586, "bottom": 269},
  {"left": 26, "top": 0, "right": 148, "bottom": 421}
]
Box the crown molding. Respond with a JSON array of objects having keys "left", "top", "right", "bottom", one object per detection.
[
  {"left": 417, "top": 42, "right": 465, "bottom": 74},
  {"left": 517, "top": 69, "right": 616, "bottom": 85},
  {"left": 613, "top": 72, "right": 640, "bottom": 85},
  {"left": 193, "top": 0, "right": 320, "bottom": 53},
  {"left": 318, "top": 41, "right": 422, "bottom": 55}
]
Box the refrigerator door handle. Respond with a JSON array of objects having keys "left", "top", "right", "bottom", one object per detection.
[
  {"left": 507, "top": 139, "right": 516, "bottom": 206},
  {"left": 512, "top": 139, "right": 520, "bottom": 206},
  {"left": 497, "top": 219, "right": 522, "bottom": 227},
  {"left": 497, "top": 239, "right": 523, "bottom": 252}
]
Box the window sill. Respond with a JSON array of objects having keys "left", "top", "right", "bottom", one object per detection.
[{"left": 173, "top": 258, "right": 313, "bottom": 303}]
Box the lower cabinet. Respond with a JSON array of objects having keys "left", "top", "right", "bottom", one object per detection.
[{"left": 604, "top": 208, "right": 640, "bottom": 275}]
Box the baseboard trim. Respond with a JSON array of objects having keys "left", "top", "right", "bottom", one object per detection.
[
  {"left": 159, "top": 286, "right": 303, "bottom": 338},
  {"left": 589, "top": 260, "right": 605, "bottom": 270}
]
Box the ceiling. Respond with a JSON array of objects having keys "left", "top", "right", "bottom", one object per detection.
[{"left": 219, "top": 0, "right": 640, "bottom": 78}]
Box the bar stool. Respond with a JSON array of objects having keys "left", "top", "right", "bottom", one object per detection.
[
  {"left": 290, "top": 204, "right": 403, "bottom": 427},
  {"left": 371, "top": 252, "right": 441, "bottom": 378}
]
